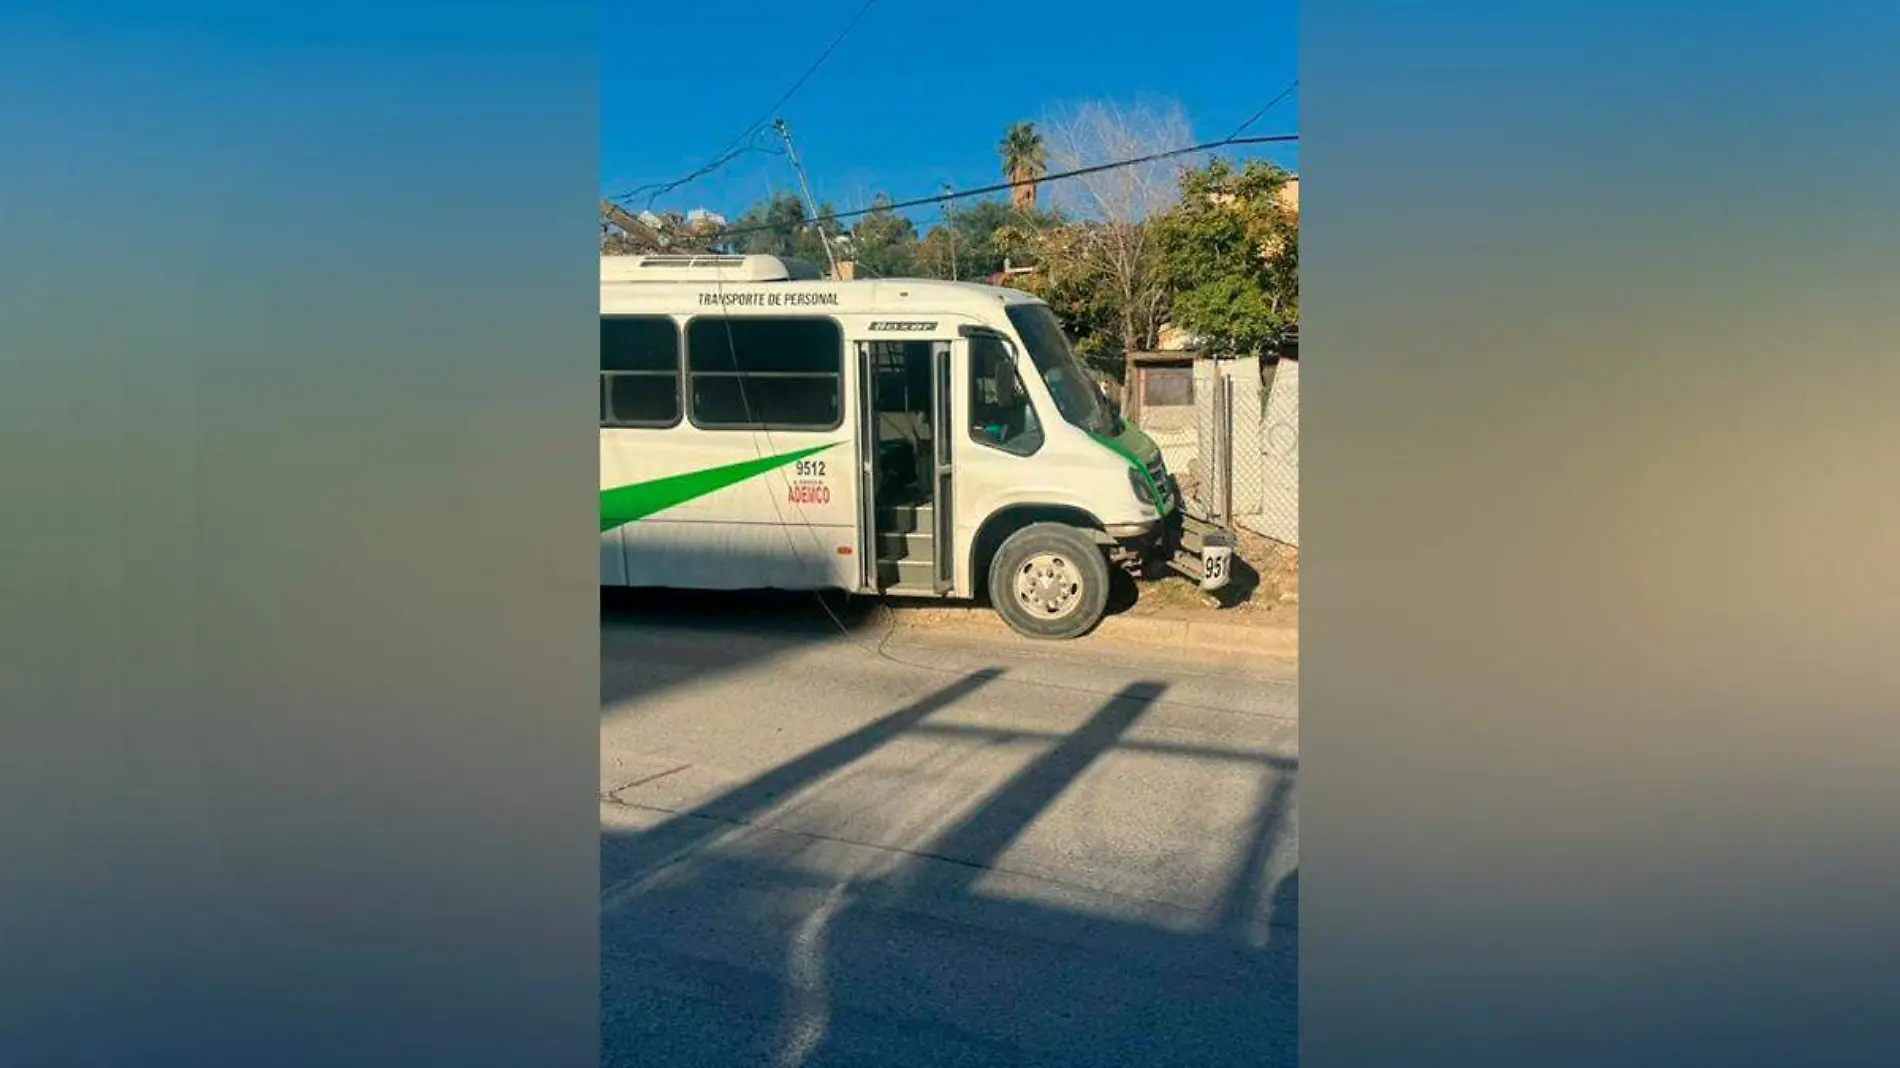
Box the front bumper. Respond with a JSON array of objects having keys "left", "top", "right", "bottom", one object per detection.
[{"left": 1107, "top": 491, "right": 1236, "bottom": 593}]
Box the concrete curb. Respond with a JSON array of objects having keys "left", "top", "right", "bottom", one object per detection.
[
  {"left": 885, "top": 603, "right": 1297, "bottom": 662},
  {"left": 1095, "top": 613, "right": 1298, "bottom": 660}
]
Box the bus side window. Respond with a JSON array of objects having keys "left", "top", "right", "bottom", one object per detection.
[
  {"left": 685, "top": 317, "right": 843, "bottom": 431},
  {"left": 601, "top": 316, "right": 682, "bottom": 428},
  {"left": 968, "top": 336, "right": 1042, "bottom": 457}
]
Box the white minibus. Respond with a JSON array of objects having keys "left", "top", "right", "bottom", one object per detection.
[{"left": 600, "top": 253, "right": 1233, "bottom": 639}]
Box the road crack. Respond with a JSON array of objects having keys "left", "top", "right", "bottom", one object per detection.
[{"left": 601, "top": 762, "right": 694, "bottom": 804}]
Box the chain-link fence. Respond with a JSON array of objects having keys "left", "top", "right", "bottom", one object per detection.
[{"left": 1140, "top": 355, "right": 1298, "bottom": 548}]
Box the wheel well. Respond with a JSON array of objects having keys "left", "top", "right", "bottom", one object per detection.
[{"left": 969, "top": 504, "right": 1109, "bottom": 596}]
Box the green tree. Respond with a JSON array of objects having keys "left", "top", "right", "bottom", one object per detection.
[
  {"left": 791, "top": 204, "right": 843, "bottom": 268},
  {"left": 725, "top": 190, "right": 841, "bottom": 268},
  {"left": 917, "top": 197, "right": 1060, "bottom": 281},
  {"left": 998, "top": 122, "right": 1048, "bottom": 211},
  {"left": 844, "top": 193, "right": 919, "bottom": 277},
  {"left": 995, "top": 221, "right": 1126, "bottom": 375},
  {"left": 1154, "top": 159, "right": 1299, "bottom": 356},
  {"left": 914, "top": 224, "right": 963, "bottom": 280},
  {"left": 726, "top": 191, "right": 802, "bottom": 255}
]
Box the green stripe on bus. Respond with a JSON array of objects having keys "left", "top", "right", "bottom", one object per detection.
[
  {"left": 600, "top": 441, "right": 843, "bottom": 532},
  {"left": 1089, "top": 432, "right": 1172, "bottom": 515}
]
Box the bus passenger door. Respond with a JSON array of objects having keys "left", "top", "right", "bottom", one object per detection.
[
  {"left": 858, "top": 338, "right": 952, "bottom": 596},
  {"left": 931, "top": 340, "right": 954, "bottom": 594},
  {"left": 854, "top": 342, "right": 879, "bottom": 592}
]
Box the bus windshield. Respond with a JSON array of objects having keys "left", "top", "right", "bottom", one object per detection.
[{"left": 1005, "top": 304, "right": 1116, "bottom": 437}]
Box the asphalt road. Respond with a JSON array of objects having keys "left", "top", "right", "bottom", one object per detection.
[{"left": 600, "top": 593, "right": 1299, "bottom": 1068}]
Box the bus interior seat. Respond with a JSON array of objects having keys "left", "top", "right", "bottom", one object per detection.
[{"left": 975, "top": 364, "right": 1027, "bottom": 442}]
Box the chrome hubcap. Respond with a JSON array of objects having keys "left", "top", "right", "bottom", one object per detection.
[{"left": 1014, "top": 552, "right": 1083, "bottom": 619}]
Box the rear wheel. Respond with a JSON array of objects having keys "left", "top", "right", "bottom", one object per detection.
[{"left": 987, "top": 523, "right": 1112, "bottom": 640}]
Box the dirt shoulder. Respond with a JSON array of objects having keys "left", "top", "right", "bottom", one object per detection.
[{"left": 1125, "top": 528, "right": 1297, "bottom": 629}]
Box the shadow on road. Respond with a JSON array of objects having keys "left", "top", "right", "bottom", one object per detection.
[
  {"left": 600, "top": 667, "right": 1298, "bottom": 1067},
  {"left": 600, "top": 668, "right": 1005, "bottom": 894},
  {"left": 600, "top": 583, "right": 892, "bottom": 714},
  {"left": 602, "top": 585, "right": 886, "bottom": 638}
]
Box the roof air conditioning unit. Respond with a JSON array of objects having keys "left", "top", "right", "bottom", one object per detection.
[{"left": 599, "top": 254, "right": 825, "bottom": 283}]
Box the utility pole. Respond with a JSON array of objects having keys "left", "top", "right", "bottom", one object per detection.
[
  {"left": 771, "top": 118, "right": 839, "bottom": 277},
  {"left": 599, "top": 200, "right": 663, "bottom": 252}
]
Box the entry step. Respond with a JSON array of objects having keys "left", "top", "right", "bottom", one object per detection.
[
  {"left": 875, "top": 557, "right": 939, "bottom": 590},
  {"left": 875, "top": 530, "right": 935, "bottom": 559},
  {"left": 874, "top": 503, "right": 933, "bottom": 535}
]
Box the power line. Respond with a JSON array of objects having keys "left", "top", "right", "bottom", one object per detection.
[
  {"left": 610, "top": 0, "right": 882, "bottom": 207},
  {"left": 756, "top": 0, "right": 882, "bottom": 126},
  {"left": 703, "top": 133, "right": 1298, "bottom": 242},
  {"left": 1225, "top": 80, "right": 1299, "bottom": 141},
  {"left": 616, "top": 136, "right": 785, "bottom": 208}
]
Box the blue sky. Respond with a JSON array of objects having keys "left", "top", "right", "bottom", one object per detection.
[{"left": 601, "top": 0, "right": 1297, "bottom": 225}]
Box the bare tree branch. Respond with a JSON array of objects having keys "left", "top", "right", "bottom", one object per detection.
[
  {"left": 1032, "top": 98, "right": 1195, "bottom": 373},
  {"left": 1040, "top": 98, "right": 1194, "bottom": 225}
]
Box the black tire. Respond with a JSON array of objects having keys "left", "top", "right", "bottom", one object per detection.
[{"left": 987, "top": 523, "right": 1112, "bottom": 640}]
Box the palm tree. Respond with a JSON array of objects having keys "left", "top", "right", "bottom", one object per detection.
[{"left": 998, "top": 122, "right": 1047, "bottom": 212}]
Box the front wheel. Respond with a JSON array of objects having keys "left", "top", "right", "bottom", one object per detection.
[{"left": 987, "top": 523, "right": 1112, "bottom": 640}]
